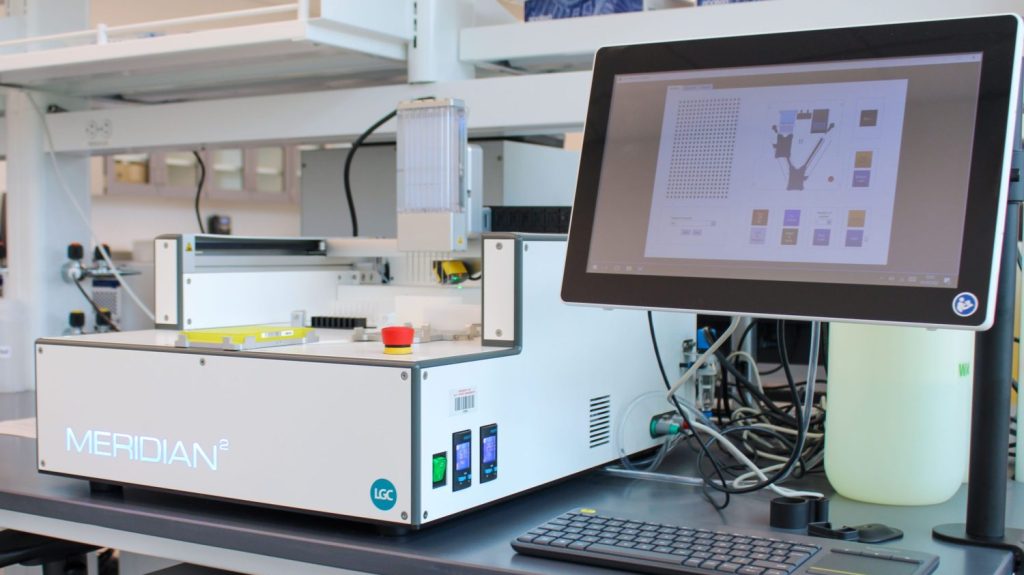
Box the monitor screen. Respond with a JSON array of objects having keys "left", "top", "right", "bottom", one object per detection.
[{"left": 562, "top": 15, "right": 1021, "bottom": 329}]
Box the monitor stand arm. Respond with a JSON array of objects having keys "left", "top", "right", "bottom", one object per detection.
[{"left": 933, "top": 142, "right": 1024, "bottom": 569}]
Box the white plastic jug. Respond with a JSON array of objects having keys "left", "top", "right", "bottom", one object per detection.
[{"left": 824, "top": 322, "right": 972, "bottom": 505}]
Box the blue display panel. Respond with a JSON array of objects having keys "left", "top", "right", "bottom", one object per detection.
[
  {"left": 452, "top": 430, "right": 472, "bottom": 492},
  {"left": 480, "top": 424, "right": 498, "bottom": 483}
]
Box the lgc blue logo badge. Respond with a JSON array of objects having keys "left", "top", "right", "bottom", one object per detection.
[
  {"left": 952, "top": 292, "right": 978, "bottom": 318},
  {"left": 370, "top": 478, "right": 397, "bottom": 511}
]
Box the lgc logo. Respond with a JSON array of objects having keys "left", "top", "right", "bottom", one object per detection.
[{"left": 370, "top": 478, "right": 397, "bottom": 511}]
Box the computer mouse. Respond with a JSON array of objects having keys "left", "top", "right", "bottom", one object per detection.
[{"left": 854, "top": 523, "right": 904, "bottom": 543}]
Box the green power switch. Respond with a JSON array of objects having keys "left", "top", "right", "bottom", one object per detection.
[{"left": 432, "top": 452, "right": 447, "bottom": 488}]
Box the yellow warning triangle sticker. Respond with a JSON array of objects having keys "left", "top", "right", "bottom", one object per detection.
[{"left": 185, "top": 243, "right": 193, "bottom": 252}]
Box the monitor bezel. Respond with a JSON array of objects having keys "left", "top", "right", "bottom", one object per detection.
[{"left": 561, "top": 15, "right": 1021, "bottom": 329}]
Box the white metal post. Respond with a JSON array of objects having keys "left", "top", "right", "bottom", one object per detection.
[
  {"left": 2, "top": 92, "right": 91, "bottom": 392},
  {"left": 0, "top": 0, "right": 89, "bottom": 392},
  {"left": 408, "top": 0, "right": 474, "bottom": 83}
]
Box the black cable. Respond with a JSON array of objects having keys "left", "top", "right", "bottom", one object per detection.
[
  {"left": 770, "top": 320, "right": 825, "bottom": 423},
  {"left": 716, "top": 383, "right": 728, "bottom": 426},
  {"left": 777, "top": 320, "right": 797, "bottom": 400},
  {"left": 647, "top": 311, "right": 730, "bottom": 509},
  {"left": 73, "top": 278, "right": 120, "bottom": 332},
  {"left": 711, "top": 326, "right": 732, "bottom": 427},
  {"left": 736, "top": 320, "right": 758, "bottom": 349},
  {"left": 716, "top": 352, "right": 818, "bottom": 427},
  {"left": 193, "top": 151, "right": 206, "bottom": 234},
  {"left": 650, "top": 313, "right": 818, "bottom": 500},
  {"left": 820, "top": 323, "right": 829, "bottom": 372},
  {"left": 724, "top": 411, "right": 827, "bottom": 456},
  {"left": 696, "top": 418, "right": 808, "bottom": 495},
  {"left": 694, "top": 322, "right": 816, "bottom": 495},
  {"left": 734, "top": 319, "right": 786, "bottom": 376},
  {"left": 696, "top": 425, "right": 811, "bottom": 479},
  {"left": 733, "top": 319, "right": 782, "bottom": 377},
  {"left": 724, "top": 411, "right": 768, "bottom": 428},
  {"left": 344, "top": 109, "right": 397, "bottom": 237},
  {"left": 758, "top": 321, "right": 829, "bottom": 377}
]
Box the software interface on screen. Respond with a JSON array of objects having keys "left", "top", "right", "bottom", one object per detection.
[{"left": 587, "top": 53, "right": 983, "bottom": 288}]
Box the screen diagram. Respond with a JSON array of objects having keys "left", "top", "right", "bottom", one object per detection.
[
  {"left": 643, "top": 79, "right": 908, "bottom": 266},
  {"left": 772, "top": 108, "right": 834, "bottom": 191}
]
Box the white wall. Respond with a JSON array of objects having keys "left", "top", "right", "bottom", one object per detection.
[
  {"left": 1, "top": 157, "right": 299, "bottom": 254},
  {"left": 90, "top": 194, "right": 300, "bottom": 252},
  {"left": 83, "top": 151, "right": 299, "bottom": 251}
]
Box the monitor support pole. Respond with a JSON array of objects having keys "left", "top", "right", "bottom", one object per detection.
[{"left": 933, "top": 123, "right": 1024, "bottom": 568}]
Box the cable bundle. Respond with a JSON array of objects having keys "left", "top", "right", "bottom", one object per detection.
[{"left": 610, "top": 315, "right": 827, "bottom": 510}]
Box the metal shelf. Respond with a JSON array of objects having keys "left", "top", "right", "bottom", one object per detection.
[
  {"left": 460, "top": 0, "right": 1024, "bottom": 73},
  {"left": 46, "top": 71, "right": 593, "bottom": 154},
  {"left": 0, "top": 3, "right": 412, "bottom": 102},
  {"left": 461, "top": 3, "right": 744, "bottom": 73}
]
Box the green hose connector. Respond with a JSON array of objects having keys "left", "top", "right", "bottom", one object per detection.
[{"left": 649, "top": 412, "right": 684, "bottom": 438}]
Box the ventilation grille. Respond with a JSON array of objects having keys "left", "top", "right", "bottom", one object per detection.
[
  {"left": 310, "top": 316, "right": 367, "bottom": 329},
  {"left": 589, "top": 395, "right": 611, "bottom": 448}
]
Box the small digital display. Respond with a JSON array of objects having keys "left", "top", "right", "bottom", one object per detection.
[
  {"left": 480, "top": 424, "right": 498, "bottom": 483},
  {"left": 455, "top": 441, "right": 471, "bottom": 471},
  {"left": 482, "top": 436, "right": 496, "bottom": 463},
  {"left": 452, "top": 430, "right": 472, "bottom": 491}
]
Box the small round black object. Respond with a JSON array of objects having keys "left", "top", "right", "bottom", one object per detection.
[
  {"left": 770, "top": 496, "right": 810, "bottom": 530},
  {"left": 67, "top": 243, "right": 84, "bottom": 261},
  {"left": 854, "top": 523, "right": 904, "bottom": 543},
  {"left": 93, "top": 245, "right": 110, "bottom": 262},
  {"left": 68, "top": 310, "right": 85, "bottom": 328},
  {"left": 806, "top": 495, "right": 830, "bottom": 523}
]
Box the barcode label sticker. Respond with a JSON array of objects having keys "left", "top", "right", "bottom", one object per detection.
[{"left": 451, "top": 388, "right": 477, "bottom": 415}]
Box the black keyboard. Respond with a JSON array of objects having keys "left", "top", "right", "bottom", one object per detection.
[{"left": 512, "top": 508, "right": 939, "bottom": 575}]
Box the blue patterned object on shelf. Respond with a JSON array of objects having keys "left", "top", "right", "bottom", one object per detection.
[{"left": 524, "top": 0, "right": 643, "bottom": 21}]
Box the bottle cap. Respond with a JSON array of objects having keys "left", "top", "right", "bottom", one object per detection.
[
  {"left": 93, "top": 244, "right": 111, "bottom": 262},
  {"left": 67, "top": 243, "right": 84, "bottom": 260}
]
